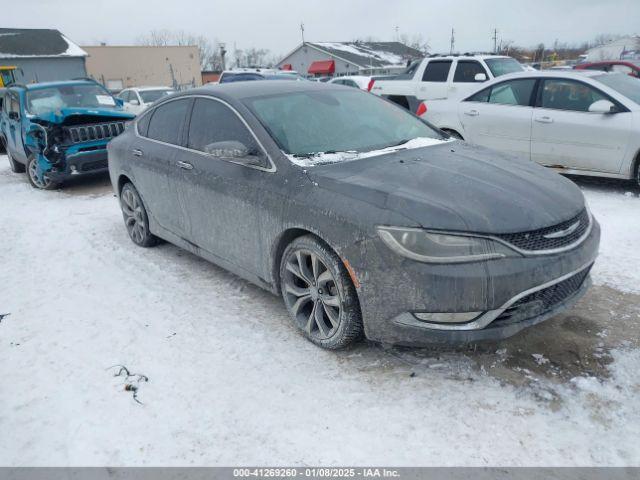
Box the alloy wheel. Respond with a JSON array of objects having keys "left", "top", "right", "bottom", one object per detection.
[
  {"left": 121, "top": 188, "right": 147, "bottom": 244},
  {"left": 282, "top": 249, "right": 343, "bottom": 340},
  {"left": 28, "top": 157, "right": 52, "bottom": 189}
]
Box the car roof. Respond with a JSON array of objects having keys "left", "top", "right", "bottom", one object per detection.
[
  {"left": 486, "top": 69, "right": 610, "bottom": 82},
  {"left": 130, "top": 86, "right": 174, "bottom": 91},
  {"left": 427, "top": 54, "right": 513, "bottom": 60},
  {"left": 188, "top": 79, "right": 347, "bottom": 99}
]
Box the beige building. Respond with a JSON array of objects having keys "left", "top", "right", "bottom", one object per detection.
[{"left": 82, "top": 45, "right": 202, "bottom": 91}]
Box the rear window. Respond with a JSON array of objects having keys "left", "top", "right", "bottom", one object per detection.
[{"left": 422, "top": 61, "right": 452, "bottom": 82}]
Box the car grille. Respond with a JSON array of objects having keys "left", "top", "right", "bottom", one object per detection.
[
  {"left": 65, "top": 122, "right": 126, "bottom": 144},
  {"left": 492, "top": 266, "right": 591, "bottom": 326},
  {"left": 494, "top": 209, "right": 590, "bottom": 252}
]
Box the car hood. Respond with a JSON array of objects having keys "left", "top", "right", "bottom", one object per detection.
[
  {"left": 305, "top": 142, "right": 585, "bottom": 234},
  {"left": 28, "top": 107, "right": 135, "bottom": 125}
]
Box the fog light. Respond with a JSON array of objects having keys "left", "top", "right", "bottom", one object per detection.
[{"left": 413, "top": 312, "right": 482, "bottom": 323}]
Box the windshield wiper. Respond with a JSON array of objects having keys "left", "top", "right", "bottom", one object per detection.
[{"left": 384, "top": 138, "right": 412, "bottom": 149}]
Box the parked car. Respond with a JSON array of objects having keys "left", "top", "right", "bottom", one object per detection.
[
  {"left": 371, "top": 54, "right": 524, "bottom": 111},
  {"left": 329, "top": 75, "right": 376, "bottom": 91},
  {"left": 417, "top": 70, "right": 640, "bottom": 186},
  {"left": 574, "top": 60, "right": 640, "bottom": 78},
  {"left": 108, "top": 81, "right": 599, "bottom": 349},
  {"left": 0, "top": 79, "right": 135, "bottom": 189},
  {"left": 118, "top": 86, "right": 176, "bottom": 115}
]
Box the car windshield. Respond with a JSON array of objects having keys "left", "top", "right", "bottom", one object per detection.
[
  {"left": 26, "top": 84, "right": 116, "bottom": 115},
  {"left": 485, "top": 58, "right": 524, "bottom": 77},
  {"left": 139, "top": 89, "right": 174, "bottom": 103},
  {"left": 594, "top": 73, "right": 640, "bottom": 105},
  {"left": 244, "top": 89, "right": 444, "bottom": 164}
]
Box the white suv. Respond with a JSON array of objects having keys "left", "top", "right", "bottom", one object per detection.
[
  {"left": 118, "top": 87, "right": 176, "bottom": 115},
  {"left": 371, "top": 54, "right": 524, "bottom": 112}
]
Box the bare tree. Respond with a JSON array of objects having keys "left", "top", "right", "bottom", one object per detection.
[{"left": 137, "top": 29, "right": 219, "bottom": 70}]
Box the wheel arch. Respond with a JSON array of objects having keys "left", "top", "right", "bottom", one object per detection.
[
  {"left": 271, "top": 227, "right": 345, "bottom": 294},
  {"left": 117, "top": 174, "right": 133, "bottom": 196}
]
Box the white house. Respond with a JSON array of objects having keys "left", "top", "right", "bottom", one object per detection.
[
  {"left": 277, "top": 41, "right": 423, "bottom": 77},
  {"left": 585, "top": 36, "right": 640, "bottom": 61}
]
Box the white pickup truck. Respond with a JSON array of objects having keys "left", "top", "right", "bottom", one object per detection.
[{"left": 371, "top": 54, "right": 524, "bottom": 113}]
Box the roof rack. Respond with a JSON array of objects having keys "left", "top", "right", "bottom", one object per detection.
[{"left": 427, "top": 52, "right": 499, "bottom": 58}]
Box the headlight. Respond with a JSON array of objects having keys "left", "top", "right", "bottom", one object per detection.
[{"left": 377, "top": 226, "right": 519, "bottom": 263}]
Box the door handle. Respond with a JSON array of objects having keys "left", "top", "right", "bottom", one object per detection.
[
  {"left": 535, "top": 116, "right": 553, "bottom": 124},
  {"left": 464, "top": 110, "right": 479, "bottom": 117},
  {"left": 176, "top": 160, "right": 193, "bottom": 170},
  {"left": 132, "top": 148, "right": 144, "bottom": 157}
]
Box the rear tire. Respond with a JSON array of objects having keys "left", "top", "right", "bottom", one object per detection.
[
  {"left": 27, "top": 154, "right": 57, "bottom": 189},
  {"left": 7, "top": 149, "right": 26, "bottom": 173},
  {"left": 119, "top": 182, "right": 159, "bottom": 248},
  {"left": 280, "top": 235, "right": 363, "bottom": 349}
]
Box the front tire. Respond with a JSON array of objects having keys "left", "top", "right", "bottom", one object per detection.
[
  {"left": 27, "top": 154, "right": 57, "bottom": 189},
  {"left": 280, "top": 235, "right": 363, "bottom": 349},
  {"left": 119, "top": 182, "right": 159, "bottom": 247},
  {"left": 7, "top": 149, "right": 26, "bottom": 173}
]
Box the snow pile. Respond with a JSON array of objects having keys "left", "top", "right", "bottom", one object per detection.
[
  {"left": 583, "top": 186, "right": 640, "bottom": 294},
  {"left": 285, "top": 137, "right": 451, "bottom": 167}
]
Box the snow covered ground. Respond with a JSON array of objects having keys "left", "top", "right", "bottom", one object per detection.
[{"left": 0, "top": 157, "right": 639, "bottom": 466}]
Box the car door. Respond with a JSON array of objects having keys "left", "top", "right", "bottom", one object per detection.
[
  {"left": 530, "top": 78, "right": 632, "bottom": 173},
  {"left": 459, "top": 78, "right": 537, "bottom": 158},
  {"left": 128, "top": 97, "right": 193, "bottom": 234},
  {"left": 5, "top": 91, "right": 27, "bottom": 161},
  {"left": 170, "top": 96, "right": 271, "bottom": 275},
  {"left": 418, "top": 60, "right": 453, "bottom": 100},
  {"left": 449, "top": 60, "right": 489, "bottom": 100}
]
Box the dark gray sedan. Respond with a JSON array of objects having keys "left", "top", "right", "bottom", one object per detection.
[{"left": 108, "top": 81, "right": 600, "bottom": 349}]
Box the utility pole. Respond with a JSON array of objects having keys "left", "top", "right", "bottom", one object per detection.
[
  {"left": 300, "top": 22, "right": 305, "bottom": 44},
  {"left": 449, "top": 28, "right": 455, "bottom": 54},
  {"left": 395, "top": 25, "right": 399, "bottom": 41},
  {"left": 492, "top": 28, "right": 498, "bottom": 53},
  {"left": 219, "top": 43, "right": 227, "bottom": 71}
]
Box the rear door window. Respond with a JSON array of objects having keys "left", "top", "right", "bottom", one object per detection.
[
  {"left": 145, "top": 98, "right": 191, "bottom": 145},
  {"left": 453, "top": 61, "right": 487, "bottom": 83},
  {"left": 488, "top": 79, "right": 536, "bottom": 106},
  {"left": 422, "top": 61, "right": 452, "bottom": 82}
]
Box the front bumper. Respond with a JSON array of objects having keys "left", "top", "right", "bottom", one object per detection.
[
  {"left": 346, "top": 219, "right": 600, "bottom": 346},
  {"left": 45, "top": 147, "right": 109, "bottom": 181}
]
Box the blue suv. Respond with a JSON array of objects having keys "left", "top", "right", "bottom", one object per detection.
[{"left": 0, "top": 80, "right": 135, "bottom": 189}]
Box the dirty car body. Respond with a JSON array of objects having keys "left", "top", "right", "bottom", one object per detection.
[
  {"left": 108, "top": 81, "right": 600, "bottom": 347},
  {"left": 0, "top": 80, "right": 134, "bottom": 187}
]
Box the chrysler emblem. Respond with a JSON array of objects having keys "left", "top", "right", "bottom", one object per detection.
[{"left": 543, "top": 220, "right": 581, "bottom": 239}]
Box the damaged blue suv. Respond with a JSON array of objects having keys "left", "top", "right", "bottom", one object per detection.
[{"left": 0, "top": 79, "right": 135, "bottom": 189}]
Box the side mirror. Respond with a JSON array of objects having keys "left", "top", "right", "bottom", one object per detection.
[
  {"left": 8, "top": 111, "right": 19, "bottom": 121},
  {"left": 588, "top": 99, "right": 617, "bottom": 114},
  {"left": 129, "top": 99, "right": 140, "bottom": 106},
  {"left": 204, "top": 140, "right": 265, "bottom": 166},
  {"left": 474, "top": 73, "right": 487, "bottom": 82}
]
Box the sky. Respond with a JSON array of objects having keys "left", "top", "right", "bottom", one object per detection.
[{"left": 7, "top": 0, "right": 640, "bottom": 59}]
